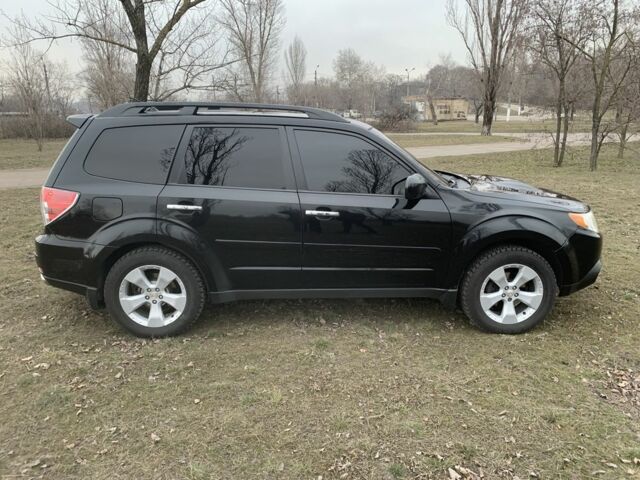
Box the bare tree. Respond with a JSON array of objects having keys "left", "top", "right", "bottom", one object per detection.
[
  {"left": 149, "top": 11, "right": 233, "bottom": 101},
  {"left": 4, "top": 0, "right": 209, "bottom": 101},
  {"left": 565, "top": 0, "right": 637, "bottom": 170},
  {"left": 284, "top": 36, "right": 307, "bottom": 104},
  {"left": 613, "top": 57, "right": 640, "bottom": 158},
  {"left": 3, "top": 26, "right": 74, "bottom": 150},
  {"left": 333, "top": 48, "right": 377, "bottom": 113},
  {"left": 79, "top": 0, "right": 135, "bottom": 110},
  {"left": 220, "top": 0, "right": 285, "bottom": 102},
  {"left": 447, "top": 0, "right": 529, "bottom": 135},
  {"left": 530, "top": 0, "right": 589, "bottom": 166}
]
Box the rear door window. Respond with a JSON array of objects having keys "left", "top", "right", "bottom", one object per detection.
[
  {"left": 174, "top": 127, "right": 287, "bottom": 190},
  {"left": 84, "top": 125, "right": 184, "bottom": 184}
]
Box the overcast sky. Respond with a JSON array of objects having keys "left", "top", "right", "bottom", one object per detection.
[{"left": 0, "top": 0, "right": 470, "bottom": 81}]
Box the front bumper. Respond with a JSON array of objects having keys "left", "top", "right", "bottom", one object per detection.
[{"left": 557, "top": 229, "right": 602, "bottom": 296}]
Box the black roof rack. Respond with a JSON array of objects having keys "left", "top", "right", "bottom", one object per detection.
[{"left": 98, "top": 102, "right": 348, "bottom": 123}]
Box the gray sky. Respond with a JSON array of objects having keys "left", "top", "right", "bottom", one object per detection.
[{"left": 1, "top": 0, "right": 469, "bottom": 80}]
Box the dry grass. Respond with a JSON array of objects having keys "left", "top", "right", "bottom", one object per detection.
[
  {"left": 388, "top": 134, "right": 519, "bottom": 149},
  {"left": 0, "top": 139, "right": 67, "bottom": 170},
  {"left": 0, "top": 144, "right": 639, "bottom": 479},
  {"left": 401, "top": 119, "right": 594, "bottom": 134}
]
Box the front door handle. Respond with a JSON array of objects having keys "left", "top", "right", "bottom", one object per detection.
[
  {"left": 167, "top": 204, "right": 202, "bottom": 211},
  {"left": 305, "top": 209, "right": 340, "bottom": 218}
]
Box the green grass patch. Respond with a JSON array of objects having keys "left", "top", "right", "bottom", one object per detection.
[{"left": 0, "top": 138, "right": 67, "bottom": 170}]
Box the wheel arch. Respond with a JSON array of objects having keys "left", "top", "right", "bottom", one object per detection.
[{"left": 446, "top": 216, "right": 571, "bottom": 297}]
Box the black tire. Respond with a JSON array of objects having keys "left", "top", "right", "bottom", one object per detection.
[
  {"left": 460, "top": 245, "right": 558, "bottom": 334},
  {"left": 104, "top": 246, "right": 205, "bottom": 337}
]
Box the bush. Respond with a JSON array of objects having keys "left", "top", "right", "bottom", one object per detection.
[
  {"left": 372, "top": 106, "right": 416, "bottom": 132},
  {"left": 0, "top": 115, "right": 74, "bottom": 140}
]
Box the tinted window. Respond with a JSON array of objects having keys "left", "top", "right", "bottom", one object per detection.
[
  {"left": 178, "top": 127, "right": 286, "bottom": 189},
  {"left": 84, "top": 125, "right": 183, "bottom": 184},
  {"left": 295, "top": 130, "right": 410, "bottom": 194}
]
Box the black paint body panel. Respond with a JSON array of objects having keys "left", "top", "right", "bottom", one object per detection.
[{"left": 36, "top": 104, "right": 602, "bottom": 308}]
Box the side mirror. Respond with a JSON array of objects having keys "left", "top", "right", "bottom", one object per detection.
[{"left": 405, "top": 173, "right": 428, "bottom": 200}]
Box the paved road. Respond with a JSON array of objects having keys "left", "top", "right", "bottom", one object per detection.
[
  {"left": 0, "top": 132, "right": 631, "bottom": 189},
  {"left": 0, "top": 168, "right": 51, "bottom": 190}
]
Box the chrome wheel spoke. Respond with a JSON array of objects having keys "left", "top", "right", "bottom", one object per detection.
[
  {"left": 124, "top": 267, "right": 152, "bottom": 290},
  {"left": 147, "top": 302, "right": 165, "bottom": 328},
  {"left": 513, "top": 266, "right": 538, "bottom": 288},
  {"left": 161, "top": 293, "right": 187, "bottom": 313},
  {"left": 488, "top": 267, "right": 508, "bottom": 289},
  {"left": 517, "top": 291, "right": 543, "bottom": 310},
  {"left": 499, "top": 300, "right": 519, "bottom": 324},
  {"left": 120, "top": 294, "right": 147, "bottom": 314},
  {"left": 480, "top": 290, "right": 503, "bottom": 310},
  {"left": 155, "top": 267, "right": 178, "bottom": 290}
]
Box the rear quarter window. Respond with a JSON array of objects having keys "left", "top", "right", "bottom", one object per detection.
[{"left": 84, "top": 125, "right": 184, "bottom": 184}]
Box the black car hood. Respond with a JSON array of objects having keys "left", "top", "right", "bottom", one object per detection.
[{"left": 437, "top": 170, "right": 588, "bottom": 212}]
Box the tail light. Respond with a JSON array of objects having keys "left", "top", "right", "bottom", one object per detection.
[{"left": 40, "top": 187, "right": 79, "bottom": 225}]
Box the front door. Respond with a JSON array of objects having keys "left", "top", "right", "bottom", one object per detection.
[
  {"left": 158, "top": 125, "right": 302, "bottom": 292},
  {"left": 290, "top": 128, "right": 451, "bottom": 289}
]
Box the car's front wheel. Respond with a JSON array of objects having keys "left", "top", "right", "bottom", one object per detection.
[
  {"left": 104, "top": 247, "right": 205, "bottom": 337},
  {"left": 460, "top": 246, "right": 558, "bottom": 334}
]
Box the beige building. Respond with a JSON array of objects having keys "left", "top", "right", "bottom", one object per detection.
[{"left": 402, "top": 95, "right": 469, "bottom": 121}]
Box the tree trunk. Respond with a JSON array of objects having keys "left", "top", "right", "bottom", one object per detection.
[
  {"left": 589, "top": 121, "right": 599, "bottom": 171},
  {"left": 559, "top": 103, "right": 570, "bottom": 167},
  {"left": 553, "top": 97, "right": 562, "bottom": 166},
  {"left": 618, "top": 122, "right": 628, "bottom": 159},
  {"left": 133, "top": 54, "right": 152, "bottom": 101},
  {"left": 427, "top": 96, "right": 438, "bottom": 126},
  {"left": 482, "top": 98, "right": 495, "bottom": 136}
]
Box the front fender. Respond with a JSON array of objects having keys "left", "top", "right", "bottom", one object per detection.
[{"left": 445, "top": 215, "right": 570, "bottom": 289}]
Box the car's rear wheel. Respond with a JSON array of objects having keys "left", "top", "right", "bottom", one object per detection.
[
  {"left": 104, "top": 247, "right": 205, "bottom": 337},
  {"left": 460, "top": 246, "right": 557, "bottom": 334}
]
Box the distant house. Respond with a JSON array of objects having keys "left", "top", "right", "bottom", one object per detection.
[{"left": 402, "top": 95, "right": 469, "bottom": 121}]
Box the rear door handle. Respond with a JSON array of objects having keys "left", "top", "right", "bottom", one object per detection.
[
  {"left": 305, "top": 209, "right": 340, "bottom": 218},
  {"left": 167, "top": 204, "right": 202, "bottom": 211}
]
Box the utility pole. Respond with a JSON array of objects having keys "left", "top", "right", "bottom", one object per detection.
[
  {"left": 276, "top": 86, "right": 280, "bottom": 103},
  {"left": 314, "top": 65, "right": 319, "bottom": 107},
  {"left": 404, "top": 67, "right": 415, "bottom": 97}
]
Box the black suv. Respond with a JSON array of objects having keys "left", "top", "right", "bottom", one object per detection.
[{"left": 36, "top": 102, "right": 602, "bottom": 337}]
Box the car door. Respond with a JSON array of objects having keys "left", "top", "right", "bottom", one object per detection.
[
  {"left": 158, "top": 124, "right": 302, "bottom": 292},
  {"left": 289, "top": 127, "right": 451, "bottom": 289}
]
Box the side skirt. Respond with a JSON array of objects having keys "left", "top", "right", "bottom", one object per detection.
[{"left": 208, "top": 287, "right": 458, "bottom": 308}]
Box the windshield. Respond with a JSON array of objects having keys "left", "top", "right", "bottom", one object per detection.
[{"left": 348, "top": 119, "right": 449, "bottom": 186}]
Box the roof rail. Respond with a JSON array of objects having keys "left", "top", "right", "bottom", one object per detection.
[{"left": 98, "top": 102, "right": 348, "bottom": 123}]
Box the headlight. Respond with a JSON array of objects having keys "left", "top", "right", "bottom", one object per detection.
[{"left": 569, "top": 210, "right": 599, "bottom": 233}]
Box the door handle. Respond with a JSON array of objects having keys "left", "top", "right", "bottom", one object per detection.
[
  {"left": 305, "top": 209, "right": 340, "bottom": 218},
  {"left": 167, "top": 204, "right": 202, "bottom": 211}
]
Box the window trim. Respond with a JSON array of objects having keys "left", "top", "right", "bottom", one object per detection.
[
  {"left": 167, "top": 124, "right": 296, "bottom": 191},
  {"left": 288, "top": 127, "right": 415, "bottom": 197},
  {"left": 83, "top": 124, "right": 186, "bottom": 185}
]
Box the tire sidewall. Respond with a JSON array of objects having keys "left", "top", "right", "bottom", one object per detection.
[
  {"left": 104, "top": 248, "right": 204, "bottom": 337},
  {"left": 463, "top": 249, "right": 557, "bottom": 334}
]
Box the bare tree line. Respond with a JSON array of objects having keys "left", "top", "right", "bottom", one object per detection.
[{"left": 0, "top": 0, "right": 638, "bottom": 171}]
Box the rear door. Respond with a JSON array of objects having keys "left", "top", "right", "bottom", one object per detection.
[
  {"left": 289, "top": 128, "right": 451, "bottom": 289},
  {"left": 158, "top": 125, "right": 302, "bottom": 291}
]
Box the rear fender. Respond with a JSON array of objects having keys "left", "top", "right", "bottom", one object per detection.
[{"left": 88, "top": 218, "right": 225, "bottom": 294}]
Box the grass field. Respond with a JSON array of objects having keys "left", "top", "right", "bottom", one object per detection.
[
  {"left": 0, "top": 139, "right": 67, "bottom": 170},
  {"left": 1, "top": 144, "right": 639, "bottom": 479},
  {"left": 398, "top": 119, "right": 594, "bottom": 134},
  {"left": 388, "top": 134, "right": 519, "bottom": 149}
]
